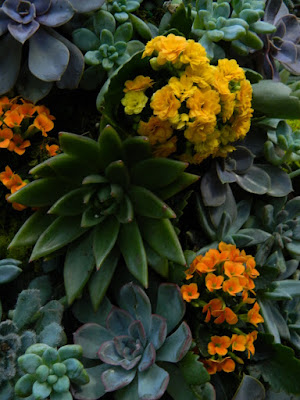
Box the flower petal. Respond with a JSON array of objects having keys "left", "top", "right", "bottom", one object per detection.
[
  {"left": 8, "top": 20, "right": 39, "bottom": 43},
  {"left": 28, "top": 28, "right": 69, "bottom": 81},
  {"left": 0, "top": 33, "right": 22, "bottom": 95},
  {"left": 36, "top": 0, "right": 74, "bottom": 27}
]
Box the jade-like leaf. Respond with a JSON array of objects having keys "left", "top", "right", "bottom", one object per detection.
[
  {"left": 74, "top": 323, "right": 114, "bottom": 359},
  {"left": 0, "top": 264, "right": 22, "bottom": 284},
  {"left": 114, "top": 23, "right": 133, "bottom": 43},
  {"left": 48, "top": 187, "right": 90, "bottom": 216},
  {"left": 105, "top": 160, "right": 130, "bottom": 187},
  {"left": 13, "top": 289, "right": 41, "bottom": 330},
  {"left": 139, "top": 217, "right": 186, "bottom": 265},
  {"left": 0, "top": 34, "right": 22, "bottom": 95},
  {"left": 234, "top": 166, "right": 270, "bottom": 194},
  {"left": 59, "top": 132, "right": 101, "bottom": 167},
  {"left": 257, "top": 164, "right": 293, "bottom": 197},
  {"left": 138, "top": 364, "right": 169, "bottom": 400},
  {"left": 128, "top": 186, "right": 176, "bottom": 219},
  {"left": 118, "top": 220, "right": 148, "bottom": 287},
  {"left": 106, "top": 308, "right": 134, "bottom": 336},
  {"left": 14, "top": 374, "right": 35, "bottom": 397},
  {"left": 72, "top": 295, "right": 112, "bottom": 325},
  {"left": 232, "top": 375, "right": 265, "bottom": 400},
  {"left": 93, "top": 216, "right": 120, "bottom": 269},
  {"left": 30, "top": 216, "right": 87, "bottom": 261},
  {"left": 98, "top": 125, "right": 122, "bottom": 170},
  {"left": 129, "top": 13, "right": 152, "bottom": 40},
  {"left": 81, "top": 207, "right": 106, "bottom": 228},
  {"left": 64, "top": 232, "right": 95, "bottom": 305},
  {"left": 148, "top": 315, "right": 167, "bottom": 351},
  {"left": 93, "top": 9, "right": 116, "bottom": 37},
  {"left": 156, "top": 284, "right": 185, "bottom": 334},
  {"left": 102, "top": 367, "right": 136, "bottom": 392}
]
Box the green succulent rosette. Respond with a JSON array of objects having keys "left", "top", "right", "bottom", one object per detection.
[{"left": 8, "top": 126, "right": 198, "bottom": 309}]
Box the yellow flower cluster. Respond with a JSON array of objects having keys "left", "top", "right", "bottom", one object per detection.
[
  {"left": 180, "top": 242, "right": 264, "bottom": 374},
  {"left": 121, "top": 34, "right": 253, "bottom": 163}
]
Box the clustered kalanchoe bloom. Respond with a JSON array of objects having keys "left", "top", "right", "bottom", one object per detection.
[
  {"left": 120, "top": 34, "right": 253, "bottom": 163},
  {"left": 0, "top": 166, "right": 27, "bottom": 211},
  {"left": 181, "top": 242, "right": 264, "bottom": 374},
  {"left": 0, "top": 96, "right": 55, "bottom": 155}
]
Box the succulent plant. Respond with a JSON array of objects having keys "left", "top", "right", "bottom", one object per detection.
[
  {"left": 0, "top": 0, "right": 106, "bottom": 101},
  {"left": 15, "top": 343, "right": 89, "bottom": 400},
  {"left": 73, "top": 282, "right": 192, "bottom": 400},
  {"left": 8, "top": 125, "right": 198, "bottom": 309},
  {"left": 263, "top": 0, "right": 300, "bottom": 78},
  {"left": 0, "top": 258, "right": 22, "bottom": 319}
]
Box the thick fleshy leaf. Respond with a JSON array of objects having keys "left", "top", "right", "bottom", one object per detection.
[
  {"left": 9, "top": 210, "right": 55, "bottom": 248},
  {"left": 156, "top": 284, "right": 185, "bottom": 334},
  {"left": 115, "top": 194, "right": 134, "bottom": 223},
  {"left": 13, "top": 289, "right": 41, "bottom": 330},
  {"left": 118, "top": 219, "right": 148, "bottom": 287},
  {"left": 29, "top": 28, "right": 69, "bottom": 81},
  {"left": 15, "top": 374, "right": 35, "bottom": 397},
  {"left": 258, "top": 164, "right": 293, "bottom": 197},
  {"left": 138, "top": 343, "right": 156, "bottom": 372},
  {"left": 119, "top": 283, "right": 151, "bottom": 336},
  {"left": 156, "top": 172, "right": 199, "bottom": 201},
  {"left": 93, "top": 216, "right": 120, "bottom": 269},
  {"left": 98, "top": 125, "right": 122, "bottom": 170},
  {"left": 30, "top": 215, "right": 87, "bottom": 261},
  {"left": 32, "top": 0, "right": 51, "bottom": 15},
  {"left": 149, "top": 314, "right": 167, "bottom": 350},
  {"left": 8, "top": 20, "right": 39, "bottom": 43},
  {"left": 122, "top": 136, "right": 151, "bottom": 166},
  {"left": 36, "top": 0, "right": 74, "bottom": 27},
  {"left": 69, "top": 0, "right": 105, "bottom": 12},
  {"left": 88, "top": 248, "right": 119, "bottom": 311},
  {"left": 2, "top": 0, "right": 35, "bottom": 22},
  {"left": 128, "top": 320, "right": 146, "bottom": 347},
  {"left": 59, "top": 132, "right": 101, "bottom": 166},
  {"left": 138, "top": 364, "right": 169, "bottom": 400},
  {"left": 156, "top": 322, "right": 192, "bottom": 362},
  {"left": 105, "top": 160, "right": 130, "bottom": 187},
  {"left": 144, "top": 243, "right": 168, "bottom": 278},
  {"left": 72, "top": 365, "right": 109, "bottom": 400},
  {"left": 73, "top": 323, "right": 114, "bottom": 359},
  {"left": 0, "top": 264, "right": 22, "bottom": 284},
  {"left": 179, "top": 352, "right": 210, "bottom": 386},
  {"left": 106, "top": 307, "right": 134, "bottom": 336},
  {"left": 234, "top": 166, "right": 270, "bottom": 194},
  {"left": 0, "top": 33, "right": 22, "bottom": 95},
  {"left": 102, "top": 367, "right": 136, "bottom": 392},
  {"left": 72, "top": 28, "right": 100, "bottom": 52},
  {"left": 72, "top": 295, "right": 112, "bottom": 325},
  {"left": 64, "top": 232, "right": 95, "bottom": 305},
  {"left": 98, "top": 340, "right": 124, "bottom": 365},
  {"left": 201, "top": 168, "right": 227, "bottom": 207},
  {"left": 129, "top": 13, "right": 152, "bottom": 40},
  {"left": 17, "top": 65, "right": 53, "bottom": 102},
  {"left": 0, "top": 9, "right": 9, "bottom": 35},
  {"left": 139, "top": 217, "right": 185, "bottom": 265},
  {"left": 48, "top": 187, "right": 89, "bottom": 216}
]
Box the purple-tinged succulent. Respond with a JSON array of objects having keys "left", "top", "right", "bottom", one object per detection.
[
  {"left": 0, "top": 0, "right": 105, "bottom": 101},
  {"left": 263, "top": 0, "right": 300, "bottom": 78},
  {"left": 73, "top": 283, "right": 192, "bottom": 400}
]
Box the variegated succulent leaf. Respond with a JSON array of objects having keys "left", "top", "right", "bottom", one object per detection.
[{"left": 73, "top": 283, "right": 192, "bottom": 400}]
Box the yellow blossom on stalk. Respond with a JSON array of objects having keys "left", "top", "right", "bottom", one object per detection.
[
  {"left": 137, "top": 116, "right": 173, "bottom": 145},
  {"left": 220, "top": 93, "right": 236, "bottom": 122},
  {"left": 153, "top": 136, "right": 177, "bottom": 158},
  {"left": 142, "top": 36, "right": 163, "bottom": 58},
  {"left": 155, "top": 34, "right": 187, "bottom": 65},
  {"left": 216, "top": 59, "right": 245, "bottom": 84},
  {"left": 181, "top": 283, "right": 200, "bottom": 302},
  {"left": 185, "top": 64, "right": 216, "bottom": 88},
  {"left": 186, "top": 87, "right": 220, "bottom": 120},
  {"left": 168, "top": 74, "right": 197, "bottom": 102},
  {"left": 121, "top": 91, "right": 148, "bottom": 115},
  {"left": 236, "top": 79, "right": 253, "bottom": 112},
  {"left": 184, "top": 119, "right": 217, "bottom": 145},
  {"left": 169, "top": 113, "right": 189, "bottom": 130},
  {"left": 33, "top": 114, "right": 54, "bottom": 137},
  {"left": 124, "top": 76, "right": 154, "bottom": 92},
  {"left": 180, "top": 40, "right": 209, "bottom": 69},
  {"left": 150, "top": 85, "right": 181, "bottom": 120}
]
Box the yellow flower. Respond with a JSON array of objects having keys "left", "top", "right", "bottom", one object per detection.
[
  {"left": 235, "top": 79, "right": 253, "bottom": 112},
  {"left": 168, "top": 74, "right": 197, "bottom": 102},
  {"left": 184, "top": 119, "right": 217, "bottom": 145},
  {"left": 150, "top": 85, "right": 181, "bottom": 120},
  {"left": 180, "top": 40, "right": 209, "bottom": 69},
  {"left": 220, "top": 93, "right": 236, "bottom": 122},
  {"left": 169, "top": 113, "right": 189, "bottom": 130},
  {"left": 185, "top": 64, "right": 216, "bottom": 89},
  {"left": 142, "top": 36, "right": 163, "bottom": 58},
  {"left": 231, "top": 110, "right": 252, "bottom": 139},
  {"left": 186, "top": 88, "right": 221, "bottom": 121},
  {"left": 137, "top": 116, "right": 173, "bottom": 145},
  {"left": 156, "top": 34, "right": 187, "bottom": 65},
  {"left": 124, "top": 76, "right": 154, "bottom": 92},
  {"left": 121, "top": 91, "right": 148, "bottom": 115},
  {"left": 216, "top": 59, "right": 245, "bottom": 82},
  {"left": 153, "top": 136, "right": 177, "bottom": 158}
]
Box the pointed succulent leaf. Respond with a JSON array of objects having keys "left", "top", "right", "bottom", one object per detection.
[
  {"left": 119, "top": 283, "right": 152, "bottom": 336},
  {"left": 59, "top": 132, "right": 101, "bottom": 167},
  {"left": 102, "top": 366, "right": 136, "bottom": 391},
  {"left": 105, "top": 160, "right": 130, "bottom": 187},
  {"left": 64, "top": 232, "right": 95, "bottom": 305},
  {"left": 129, "top": 13, "right": 152, "bottom": 40},
  {"left": 138, "top": 364, "right": 169, "bottom": 400},
  {"left": 139, "top": 217, "right": 185, "bottom": 265},
  {"left": 285, "top": 197, "right": 300, "bottom": 218},
  {"left": 122, "top": 136, "right": 151, "bottom": 167},
  {"left": 114, "top": 378, "right": 139, "bottom": 400},
  {"left": 106, "top": 307, "right": 134, "bottom": 336},
  {"left": 93, "top": 216, "right": 120, "bottom": 269},
  {"left": 98, "top": 340, "right": 129, "bottom": 367},
  {"left": 74, "top": 323, "right": 114, "bottom": 359},
  {"left": 115, "top": 194, "right": 134, "bottom": 223},
  {"left": 101, "top": 29, "right": 114, "bottom": 46},
  {"left": 156, "top": 322, "right": 192, "bottom": 363},
  {"left": 30, "top": 216, "right": 87, "bottom": 261},
  {"left": 128, "top": 320, "right": 146, "bottom": 347},
  {"left": 201, "top": 169, "right": 227, "bottom": 207},
  {"left": 149, "top": 314, "right": 167, "bottom": 350},
  {"left": 138, "top": 343, "right": 156, "bottom": 372},
  {"left": 48, "top": 187, "right": 90, "bottom": 216},
  {"left": 81, "top": 207, "right": 106, "bottom": 228},
  {"left": 156, "top": 284, "right": 185, "bottom": 334},
  {"left": 156, "top": 172, "right": 199, "bottom": 201},
  {"left": 131, "top": 158, "right": 187, "bottom": 190},
  {"left": 98, "top": 125, "right": 123, "bottom": 170},
  {"left": 36, "top": 0, "right": 74, "bottom": 27},
  {"left": 257, "top": 164, "right": 293, "bottom": 197},
  {"left": 15, "top": 374, "right": 35, "bottom": 397},
  {"left": 144, "top": 243, "right": 168, "bottom": 278},
  {"left": 128, "top": 186, "right": 176, "bottom": 219},
  {"left": 118, "top": 220, "right": 148, "bottom": 287}
]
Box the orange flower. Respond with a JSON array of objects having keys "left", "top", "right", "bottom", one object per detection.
[
  {"left": 205, "top": 273, "right": 224, "bottom": 292},
  {"left": 137, "top": 116, "right": 173, "bottom": 145},
  {"left": 46, "top": 144, "right": 60, "bottom": 157},
  {"left": 220, "top": 357, "right": 236, "bottom": 372},
  {"left": 153, "top": 136, "right": 177, "bottom": 158},
  {"left": 231, "top": 334, "right": 247, "bottom": 352},
  {"left": 224, "top": 261, "right": 245, "bottom": 278},
  {"left": 181, "top": 283, "right": 200, "bottom": 302},
  {"left": 8, "top": 134, "right": 31, "bottom": 155},
  {"left": 3, "top": 110, "right": 24, "bottom": 127},
  {"left": 202, "top": 298, "right": 223, "bottom": 323},
  {"left": 245, "top": 331, "right": 258, "bottom": 359},
  {"left": 222, "top": 277, "right": 243, "bottom": 296},
  {"left": 203, "top": 357, "right": 235, "bottom": 374},
  {"left": 17, "top": 102, "right": 36, "bottom": 117},
  {"left": 33, "top": 114, "right": 54, "bottom": 137},
  {"left": 208, "top": 336, "right": 231, "bottom": 356},
  {"left": 0, "top": 128, "right": 13, "bottom": 148},
  {"left": 124, "top": 76, "right": 154, "bottom": 92},
  {"left": 242, "top": 290, "right": 256, "bottom": 304},
  {"left": 0, "top": 166, "right": 15, "bottom": 187},
  {"left": 212, "top": 307, "right": 238, "bottom": 325},
  {"left": 247, "top": 302, "right": 264, "bottom": 327},
  {"left": 35, "top": 105, "right": 55, "bottom": 120},
  {"left": 10, "top": 180, "right": 26, "bottom": 194},
  {"left": 156, "top": 34, "right": 187, "bottom": 65}
]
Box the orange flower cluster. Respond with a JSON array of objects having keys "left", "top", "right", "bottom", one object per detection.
[
  {"left": 121, "top": 35, "right": 253, "bottom": 163},
  {"left": 0, "top": 96, "right": 55, "bottom": 156},
  {"left": 180, "top": 242, "right": 264, "bottom": 375},
  {"left": 0, "top": 166, "right": 27, "bottom": 211}
]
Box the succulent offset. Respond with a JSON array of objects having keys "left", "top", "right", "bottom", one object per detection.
[
  {"left": 73, "top": 282, "right": 192, "bottom": 400},
  {"left": 15, "top": 343, "right": 89, "bottom": 400},
  {"left": 8, "top": 125, "right": 198, "bottom": 308}
]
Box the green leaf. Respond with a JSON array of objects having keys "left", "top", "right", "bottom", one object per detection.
[
  {"left": 15, "top": 374, "right": 35, "bottom": 397},
  {"left": 100, "top": 29, "right": 114, "bottom": 46},
  {"left": 85, "top": 50, "right": 102, "bottom": 65},
  {"left": 114, "top": 23, "right": 133, "bottom": 42},
  {"left": 72, "top": 365, "right": 109, "bottom": 400},
  {"left": 129, "top": 14, "right": 152, "bottom": 40},
  {"left": 234, "top": 166, "right": 270, "bottom": 194},
  {"left": 9, "top": 210, "right": 56, "bottom": 249},
  {"left": 128, "top": 185, "right": 176, "bottom": 219},
  {"left": 64, "top": 232, "right": 95, "bottom": 305},
  {"left": 156, "top": 172, "right": 199, "bottom": 200},
  {"left": 30, "top": 216, "right": 87, "bottom": 261},
  {"left": 240, "top": 30, "right": 263, "bottom": 50},
  {"left": 48, "top": 187, "right": 90, "bottom": 216},
  {"left": 8, "top": 178, "right": 73, "bottom": 207},
  {"left": 179, "top": 352, "right": 210, "bottom": 386},
  {"left": 72, "top": 28, "right": 100, "bottom": 52},
  {"left": 59, "top": 132, "right": 101, "bottom": 167},
  {"left": 81, "top": 207, "right": 106, "bottom": 228},
  {"left": 93, "top": 216, "right": 120, "bottom": 269},
  {"left": 13, "top": 289, "right": 41, "bottom": 330},
  {"left": 89, "top": 248, "right": 119, "bottom": 311},
  {"left": 122, "top": 136, "right": 152, "bottom": 167},
  {"left": 93, "top": 9, "right": 116, "bottom": 37},
  {"left": 115, "top": 194, "right": 134, "bottom": 223},
  {"left": 222, "top": 25, "right": 246, "bottom": 40},
  {"left": 144, "top": 242, "right": 169, "bottom": 278},
  {"left": 118, "top": 219, "right": 148, "bottom": 287},
  {"left": 0, "top": 264, "right": 22, "bottom": 284},
  {"left": 156, "top": 284, "right": 185, "bottom": 334},
  {"left": 257, "top": 164, "right": 293, "bottom": 197},
  {"left": 168, "top": 3, "right": 193, "bottom": 38},
  {"left": 131, "top": 158, "right": 187, "bottom": 190},
  {"left": 232, "top": 375, "right": 265, "bottom": 400},
  {"left": 139, "top": 217, "right": 186, "bottom": 265},
  {"left": 98, "top": 125, "right": 122, "bottom": 170},
  {"left": 105, "top": 160, "right": 130, "bottom": 187}
]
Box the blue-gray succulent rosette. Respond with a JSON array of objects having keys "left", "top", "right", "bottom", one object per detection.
[{"left": 0, "top": 0, "right": 105, "bottom": 100}]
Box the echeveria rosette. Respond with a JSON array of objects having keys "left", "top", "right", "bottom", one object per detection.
[
  {"left": 0, "top": 0, "right": 105, "bottom": 100},
  {"left": 73, "top": 283, "right": 192, "bottom": 400},
  {"left": 8, "top": 125, "right": 198, "bottom": 309},
  {"left": 15, "top": 343, "right": 89, "bottom": 400}
]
